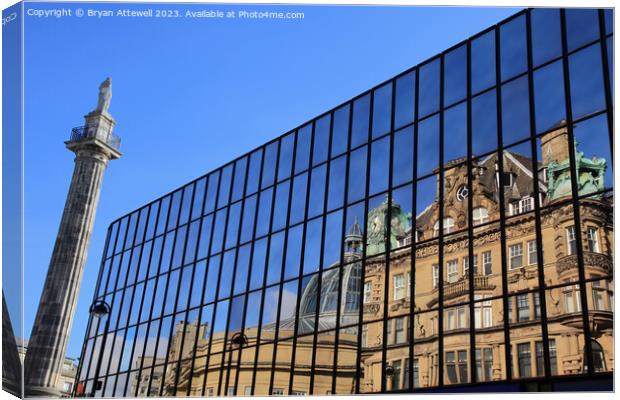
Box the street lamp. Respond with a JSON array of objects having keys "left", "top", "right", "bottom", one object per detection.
[{"left": 89, "top": 300, "right": 111, "bottom": 397}]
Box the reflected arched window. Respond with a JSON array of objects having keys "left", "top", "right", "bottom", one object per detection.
[
  {"left": 473, "top": 207, "right": 489, "bottom": 226},
  {"left": 433, "top": 217, "right": 455, "bottom": 237},
  {"left": 584, "top": 340, "right": 607, "bottom": 372}
]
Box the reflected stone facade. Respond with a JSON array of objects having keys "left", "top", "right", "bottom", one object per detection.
[{"left": 75, "top": 8, "right": 613, "bottom": 396}]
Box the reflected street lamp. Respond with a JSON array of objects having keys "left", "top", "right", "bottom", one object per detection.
[{"left": 89, "top": 300, "right": 111, "bottom": 397}]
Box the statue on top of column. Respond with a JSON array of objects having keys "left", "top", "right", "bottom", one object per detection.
[{"left": 96, "top": 77, "right": 112, "bottom": 114}]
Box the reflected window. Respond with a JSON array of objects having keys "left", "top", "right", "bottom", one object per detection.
[
  {"left": 527, "top": 240, "right": 538, "bottom": 265},
  {"left": 432, "top": 264, "right": 439, "bottom": 288},
  {"left": 463, "top": 255, "right": 478, "bottom": 276},
  {"left": 563, "top": 283, "right": 582, "bottom": 313},
  {"left": 393, "top": 274, "right": 405, "bottom": 300},
  {"left": 587, "top": 227, "right": 600, "bottom": 252},
  {"left": 433, "top": 217, "right": 454, "bottom": 236},
  {"left": 482, "top": 251, "right": 492, "bottom": 276},
  {"left": 364, "top": 281, "right": 372, "bottom": 303},
  {"left": 446, "top": 260, "right": 458, "bottom": 283},
  {"left": 472, "top": 207, "right": 489, "bottom": 225},
  {"left": 509, "top": 243, "right": 523, "bottom": 269},
  {"left": 517, "top": 343, "right": 532, "bottom": 378},
  {"left": 585, "top": 340, "right": 607, "bottom": 372},
  {"left": 566, "top": 226, "right": 577, "bottom": 255}
]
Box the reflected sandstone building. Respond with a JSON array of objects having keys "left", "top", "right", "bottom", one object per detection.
[{"left": 75, "top": 7, "right": 614, "bottom": 396}]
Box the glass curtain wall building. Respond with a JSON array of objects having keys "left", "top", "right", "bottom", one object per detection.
[{"left": 75, "top": 7, "right": 614, "bottom": 396}]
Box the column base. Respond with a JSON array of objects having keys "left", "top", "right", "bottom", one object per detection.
[{"left": 25, "top": 385, "right": 62, "bottom": 398}]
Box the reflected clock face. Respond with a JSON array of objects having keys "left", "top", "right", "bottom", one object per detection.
[{"left": 456, "top": 185, "right": 469, "bottom": 202}]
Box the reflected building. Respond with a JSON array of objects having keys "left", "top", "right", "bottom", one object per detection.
[{"left": 75, "top": 7, "right": 614, "bottom": 396}]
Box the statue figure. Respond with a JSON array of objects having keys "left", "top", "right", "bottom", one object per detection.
[{"left": 96, "top": 77, "right": 112, "bottom": 114}]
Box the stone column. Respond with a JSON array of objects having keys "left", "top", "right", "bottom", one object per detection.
[{"left": 23, "top": 79, "right": 121, "bottom": 396}]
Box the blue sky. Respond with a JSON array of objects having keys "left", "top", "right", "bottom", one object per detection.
[{"left": 20, "top": 1, "right": 520, "bottom": 359}]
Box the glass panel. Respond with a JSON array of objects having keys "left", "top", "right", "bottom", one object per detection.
[
  {"left": 191, "top": 177, "right": 206, "bottom": 221},
  {"left": 531, "top": 8, "right": 562, "bottom": 67},
  {"left": 369, "top": 135, "right": 390, "bottom": 195},
  {"left": 255, "top": 188, "right": 273, "bottom": 238},
  {"left": 332, "top": 105, "right": 350, "bottom": 157},
  {"left": 290, "top": 173, "right": 308, "bottom": 226},
  {"left": 203, "top": 255, "right": 220, "bottom": 304},
  {"left": 500, "top": 15, "right": 527, "bottom": 81},
  {"left": 471, "top": 30, "right": 496, "bottom": 94},
  {"left": 278, "top": 281, "right": 299, "bottom": 339},
  {"left": 211, "top": 209, "right": 226, "bottom": 255},
  {"left": 218, "top": 249, "right": 235, "bottom": 299},
  {"left": 240, "top": 194, "right": 257, "bottom": 244},
  {"left": 296, "top": 124, "right": 312, "bottom": 174},
  {"left": 266, "top": 232, "right": 285, "bottom": 285},
  {"left": 278, "top": 132, "right": 295, "bottom": 182},
  {"left": 394, "top": 71, "right": 416, "bottom": 129},
  {"left": 417, "top": 115, "right": 439, "bottom": 178},
  {"left": 231, "top": 157, "right": 247, "bottom": 202},
  {"left": 501, "top": 76, "right": 531, "bottom": 146},
  {"left": 444, "top": 102, "right": 467, "bottom": 165},
  {"left": 303, "top": 217, "right": 323, "bottom": 275},
  {"left": 334, "top": 325, "right": 358, "bottom": 394},
  {"left": 250, "top": 238, "right": 267, "bottom": 290},
  {"left": 566, "top": 8, "right": 600, "bottom": 52},
  {"left": 225, "top": 202, "right": 241, "bottom": 250},
  {"left": 308, "top": 165, "right": 327, "bottom": 218},
  {"left": 472, "top": 90, "right": 498, "bottom": 156},
  {"left": 272, "top": 180, "right": 290, "bottom": 232},
  {"left": 534, "top": 60, "right": 566, "bottom": 133},
  {"left": 444, "top": 44, "right": 467, "bottom": 107},
  {"left": 314, "top": 114, "right": 331, "bottom": 165},
  {"left": 418, "top": 58, "right": 440, "bottom": 118},
  {"left": 323, "top": 210, "right": 343, "bottom": 268},
  {"left": 284, "top": 225, "right": 303, "bottom": 280},
  {"left": 247, "top": 149, "right": 263, "bottom": 196},
  {"left": 204, "top": 171, "right": 219, "bottom": 215},
  {"left": 313, "top": 331, "right": 336, "bottom": 393},
  {"left": 372, "top": 82, "right": 393, "bottom": 138},
  {"left": 197, "top": 215, "right": 212, "bottom": 260},
  {"left": 217, "top": 165, "right": 233, "bottom": 208},
  {"left": 327, "top": 154, "right": 346, "bottom": 211},
  {"left": 347, "top": 146, "right": 368, "bottom": 204},
  {"left": 234, "top": 244, "right": 251, "bottom": 295},
  {"left": 392, "top": 126, "right": 414, "bottom": 187},
  {"left": 351, "top": 94, "right": 371, "bottom": 149},
  {"left": 569, "top": 43, "right": 606, "bottom": 119},
  {"left": 262, "top": 142, "right": 278, "bottom": 189},
  {"left": 179, "top": 184, "right": 194, "bottom": 226}
]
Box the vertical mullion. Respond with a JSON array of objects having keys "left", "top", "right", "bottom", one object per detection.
[
  {"left": 559, "top": 8, "right": 595, "bottom": 375},
  {"left": 380, "top": 80, "right": 397, "bottom": 393},
  {"left": 525, "top": 8, "right": 552, "bottom": 381},
  {"left": 249, "top": 140, "right": 282, "bottom": 395},
  {"left": 268, "top": 133, "right": 299, "bottom": 395},
  {"left": 408, "top": 68, "right": 420, "bottom": 392},
  {"left": 493, "top": 24, "right": 513, "bottom": 383},
  {"left": 437, "top": 55, "right": 446, "bottom": 388},
  {"left": 465, "top": 38, "right": 477, "bottom": 384},
  {"left": 598, "top": 9, "right": 614, "bottom": 165},
  {"left": 232, "top": 149, "right": 266, "bottom": 396},
  {"left": 354, "top": 92, "right": 374, "bottom": 394}
]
